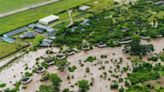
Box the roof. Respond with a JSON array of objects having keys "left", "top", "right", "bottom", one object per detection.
[
  {"left": 34, "top": 24, "right": 55, "bottom": 32},
  {"left": 3, "top": 27, "right": 27, "bottom": 37},
  {"left": 40, "top": 38, "right": 53, "bottom": 47},
  {"left": 43, "top": 38, "right": 53, "bottom": 43},
  {"left": 154, "top": 1, "right": 164, "bottom": 5},
  {"left": 2, "top": 37, "right": 15, "bottom": 43},
  {"left": 39, "top": 15, "right": 60, "bottom": 25},
  {"left": 79, "top": 6, "right": 90, "bottom": 11},
  {"left": 20, "top": 32, "right": 36, "bottom": 38}
]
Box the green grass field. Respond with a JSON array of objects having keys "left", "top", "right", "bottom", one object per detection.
[
  {"left": 0, "top": 0, "right": 91, "bottom": 35},
  {"left": 0, "top": 40, "right": 26, "bottom": 59},
  {"left": 0, "top": 0, "right": 51, "bottom": 13}
]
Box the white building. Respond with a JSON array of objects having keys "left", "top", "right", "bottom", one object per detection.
[
  {"left": 39, "top": 15, "right": 60, "bottom": 25},
  {"left": 79, "top": 6, "right": 90, "bottom": 11}
]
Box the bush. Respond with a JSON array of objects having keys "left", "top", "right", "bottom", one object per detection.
[
  {"left": 63, "top": 88, "right": 70, "bottom": 92},
  {"left": 0, "top": 83, "right": 6, "bottom": 88},
  {"left": 111, "top": 82, "right": 119, "bottom": 89},
  {"left": 24, "top": 72, "right": 32, "bottom": 77},
  {"left": 85, "top": 56, "right": 96, "bottom": 62},
  {"left": 68, "top": 66, "right": 77, "bottom": 72},
  {"left": 148, "top": 56, "right": 158, "bottom": 61},
  {"left": 160, "top": 56, "right": 164, "bottom": 61}
]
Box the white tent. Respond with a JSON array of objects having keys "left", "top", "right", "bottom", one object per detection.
[{"left": 39, "top": 15, "right": 60, "bottom": 25}]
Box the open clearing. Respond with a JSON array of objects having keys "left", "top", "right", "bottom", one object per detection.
[{"left": 0, "top": 0, "right": 52, "bottom": 14}]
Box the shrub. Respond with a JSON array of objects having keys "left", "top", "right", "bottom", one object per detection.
[
  {"left": 148, "top": 56, "right": 158, "bottom": 61},
  {"left": 68, "top": 66, "right": 77, "bottom": 72},
  {"left": 24, "top": 72, "right": 32, "bottom": 77},
  {"left": 0, "top": 83, "right": 6, "bottom": 88},
  {"left": 111, "top": 81, "right": 119, "bottom": 89},
  {"left": 85, "top": 56, "right": 96, "bottom": 62}
]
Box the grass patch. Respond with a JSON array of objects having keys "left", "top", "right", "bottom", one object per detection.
[
  {"left": 0, "top": 40, "right": 26, "bottom": 59},
  {"left": 0, "top": 0, "right": 51, "bottom": 13}
]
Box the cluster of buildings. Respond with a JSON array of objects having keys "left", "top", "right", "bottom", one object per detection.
[
  {"left": 1, "top": 15, "right": 60, "bottom": 47},
  {"left": 1, "top": 5, "right": 91, "bottom": 45}
]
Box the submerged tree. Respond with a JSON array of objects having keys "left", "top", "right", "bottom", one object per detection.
[
  {"left": 49, "top": 74, "right": 62, "bottom": 92},
  {"left": 124, "top": 34, "right": 154, "bottom": 56},
  {"left": 77, "top": 80, "right": 90, "bottom": 92}
]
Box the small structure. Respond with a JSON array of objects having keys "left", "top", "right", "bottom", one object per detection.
[
  {"left": 21, "top": 77, "right": 32, "bottom": 84},
  {"left": 39, "top": 15, "right": 60, "bottom": 25},
  {"left": 33, "top": 24, "right": 55, "bottom": 35},
  {"left": 81, "top": 45, "right": 91, "bottom": 51},
  {"left": 35, "top": 67, "right": 46, "bottom": 73},
  {"left": 80, "top": 19, "right": 90, "bottom": 25},
  {"left": 141, "top": 36, "right": 150, "bottom": 40},
  {"left": 65, "top": 49, "right": 76, "bottom": 56},
  {"left": 153, "top": 1, "right": 164, "bottom": 5},
  {"left": 20, "top": 32, "right": 36, "bottom": 39},
  {"left": 2, "top": 36, "right": 15, "bottom": 43},
  {"left": 119, "top": 40, "right": 132, "bottom": 44},
  {"left": 45, "top": 60, "right": 54, "bottom": 65},
  {"left": 40, "top": 38, "right": 53, "bottom": 47},
  {"left": 97, "top": 42, "right": 107, "bottom": 48},
  {"left": 79, "top": 5, "right": 90, "bottom": 11},
  {"left": 3, "top": 27, "right": 27, "bottom": 37},
  {"left": 56, "top": 53, "right": 66, "bottom": 60},
  {"left": 2, "top": 27, "right": 27, "bottom": 43}
]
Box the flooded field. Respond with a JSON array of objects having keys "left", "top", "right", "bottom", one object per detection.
[
  {"left": 0, "top": 38, "right": 164, "bottom": 91},
  {"left": 0, "top": 48, "right": 59, "bottom": 90}
]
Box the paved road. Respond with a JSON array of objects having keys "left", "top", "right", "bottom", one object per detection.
[{"left": 0, "top": 0, "right": 59, "bottom": 18}]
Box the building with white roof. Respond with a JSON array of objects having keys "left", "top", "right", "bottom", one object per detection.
[
  {"left": 79, "top": 5, "right": 90, "bottom": 11},
  {"left": 39, "top": 15, "right": 60, "bottom": 25}
]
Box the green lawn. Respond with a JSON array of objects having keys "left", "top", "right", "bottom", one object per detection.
[
  {"left": 0, "top": 0, "right": 91, "bottom": 35},
  {"left": 0, "top": 40, "right": 26, "bottom": 59},
  {"left": 0, "top": 0, "right": 51, "bottom": 13}
]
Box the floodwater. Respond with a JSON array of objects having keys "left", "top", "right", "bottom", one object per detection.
[
  {"left": 0, "top": 38, "right": 164, "bottom": 91},
  {"left": 0, "top": 48, "right": 59, "bottom": 90}
]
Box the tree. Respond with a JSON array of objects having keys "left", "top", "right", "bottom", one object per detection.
[
  {"left": 55, "top": 60, "right": 69, "bottom": 72},
  {"left": 129, "top": 35, "right": 142, "bottom": 55},
  {"left": 39, "top": 85, "right": 53, "bottom": 92},
  {"left": 63, "top": 88, "right": 71, "bottom": 92},
  {"left": 49, "top": 74, "right": 62, "bottom": 92},
  {"left": 77, "top": 80, "right": 90, "bottom": 92},
  {"left": 126, "top": 34, "right": 154, "bottom": 56}
]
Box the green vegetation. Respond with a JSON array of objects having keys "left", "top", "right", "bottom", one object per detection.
[
  {"left": 54, "top": 59, "right": 69, "bottom": 72},
  {"left": 128, "top": 62, "right": 160, "bottom": 85},
  {"left": 85, "top": 56, "right": 96, "bottom": 62},
  {"left": 159, "top": 52, "right": 164, "bottom": 61},
  {"left": 126, "top": 57, "right": 164, "bottom": 92},
  {"left": 39, "top": 73, "right": 62, "bottom": 92},
  {"left": 0, "top": 0, "right": 51, "bottom": 13},
  {"left": 0, "top": 40, "right": 27, "bottom": 59},
  {"left": 68, "top": 66, "right": 77, "bottom": 72},
  {"left": 124, "top": 35, "right": 154, "bottom": 56},
  {"left": 54, "top": 0, "right": 164, "bottom": 47},
  {"left": 0, "top": 82, "right": 6, "bottom": 88},
  {"left": 77, "top": 80, "right": 90, "bottom": 92}
]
